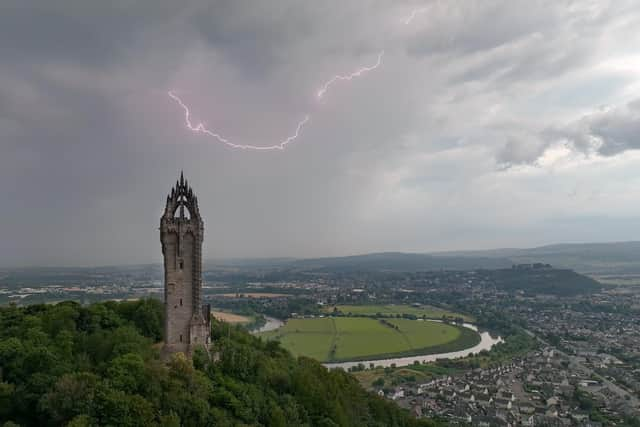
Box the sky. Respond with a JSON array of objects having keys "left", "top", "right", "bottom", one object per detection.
[{"left": 2, "top": 0, "right": 640, "bottom": 266}]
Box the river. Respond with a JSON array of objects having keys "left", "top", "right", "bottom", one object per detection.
[
  {"left": 253, "top": 317, "right": 502, "bottom": 369},
  {"left": 324, "top": 321, "right": 503, "bottom": 370},
  {"left": 253, "top": 316, "right": 284, "bottom": 333}
]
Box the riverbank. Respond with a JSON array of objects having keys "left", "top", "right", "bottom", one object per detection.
[
  {"left": 256, "top": 315, "right": 501, "bottom": 368},
  {"left": 252, "top": 316, "right": 284, "bottom": 333},
  {"left": 324, "top": 323, "right": 502, "bottom": 370}
]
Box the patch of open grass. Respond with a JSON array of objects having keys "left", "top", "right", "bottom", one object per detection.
[
  {"left": 388, "top": 318, "right": 461, "bottom": 348},
  {"left": 260, "top": 317, "right": 335, "bottom": 360},
  {"left": 326, "top": 304, "right": 474, "bottom": 322},
  {"left": 332, "top": 317, "right": 409, "bottom": 360},
  {"left": 352, "top": 364, "right": 460, "bottom": 389},
  {"left": 259, "top": 316, "right": 478, "bottom": 362}
]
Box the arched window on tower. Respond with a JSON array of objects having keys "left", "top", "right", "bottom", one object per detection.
[{"left": 173, "top": 202, "right": 192, "bottom": 220}]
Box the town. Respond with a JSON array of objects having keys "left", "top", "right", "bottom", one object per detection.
[{"left": 2, "top": 262, "right": 639, "bottom": 425}]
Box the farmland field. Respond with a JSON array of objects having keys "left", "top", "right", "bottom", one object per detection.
[
  {"left": 590, "top": 274, "right": 640, "bottom": 286},
  {"left": 211, "top": 311, "right": 252, "bottom": 324},
  {"left": 260, "top": 316, "right": 479, "bottom": 362},
  {"left": 215, "top": 293, "right": 290, "bottom": 298},
  {"left": 261, "top": 318, "right": 335, "bottom": 360},
  {"left": 325, "top": 304, "right": 474, "bottom": 322}
]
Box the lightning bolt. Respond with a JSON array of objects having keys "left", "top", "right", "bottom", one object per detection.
[
  {"left": 168, "top": 91, "right": 310, "bottom": 150},
  {"left": 316, "top": 51, "right": 384, "bottom": 98},
  {"left": 167, "top": 3, "right": 433, "bottom": 151},
  {"left": 404, "top": 7, "right": 429, "bottom": 25},
  {"left": 168, "top": 52, "right": 383, "bottom": 150}
]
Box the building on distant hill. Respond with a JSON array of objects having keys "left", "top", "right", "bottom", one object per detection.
[{"left": 160, "top": 172, "right": 211, "bottom": 357}]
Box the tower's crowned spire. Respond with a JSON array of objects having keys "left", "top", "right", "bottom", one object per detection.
[
  {"left": 163, "top": 172, "right": 201, "bottom": 221},
  {"left": 160, "top": 173, "right": 210, "bottom": 357}
]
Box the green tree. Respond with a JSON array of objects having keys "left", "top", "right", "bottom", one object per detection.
[
  {"left": 106, "top": 353, "right": 147, "bottom": 395},
  {"left": 372, "top": 378, "right": 385, "bottom": 388},
  {"left": 40, "top": 372, "right": 100, "bottom": 425}
]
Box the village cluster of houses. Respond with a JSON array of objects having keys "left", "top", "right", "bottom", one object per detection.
[
  {"left": 517, "top": 290, "right": 640, "bottom": 402},
  {"left": 389, "top": 348, "right": 638, "bottom": 426}
]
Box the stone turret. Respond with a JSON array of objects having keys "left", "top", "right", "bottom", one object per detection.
[{"left": 160, "top": 172, "right": 211, "bottom": 357}]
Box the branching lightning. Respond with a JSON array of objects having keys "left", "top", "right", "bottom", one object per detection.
[
  {"left": 168, "top": 4, "right": 430, "bottom": 151},
  {"left": 168, "top": 91, "right": 310, "bottom": 150},
  {"left": 168, "top": 51, "right": 383, "bottom": 150},
  {"left": 316, "top": 51, "right": 384, "bottom": 99}
]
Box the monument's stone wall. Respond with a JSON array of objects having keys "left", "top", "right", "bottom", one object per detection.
[{"left": 160, "top": 173, "right": 211, "bottom": 357}]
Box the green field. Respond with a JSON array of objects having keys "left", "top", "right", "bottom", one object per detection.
[
  {"left": 590, "top": 274, "right": 640, "bottom": 286},
  {"left": 352, "top": 363, "right": 459, "bottom": 390},
  {"left": 260, "top": 316, "right": 480, "bottom": 362},
  {"left": 262, "top": 318, "right": 336, "bottom": 360},
  {"left": 326, "top": 304, "right": 474, "bottom": 322}
]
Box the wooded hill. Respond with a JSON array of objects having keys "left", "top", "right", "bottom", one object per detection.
[{"left": 0, "top": 299, "right": 439, "bottom": 427}]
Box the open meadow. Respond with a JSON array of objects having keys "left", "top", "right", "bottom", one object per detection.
[
  {"left": 326, "top": 304, "right": 475, "bottom": 322},
  {"left": 352, "top": 363, "right": 458, "bottom": 389},
  {"left": 590, "top": 274, "right": 640, "bottom": 286},
  {"left": 211, "top": 311, "right": 252, "bottom": 324},
  {"left": 260, "top": 316, "right": 479, "bottom": 362}
]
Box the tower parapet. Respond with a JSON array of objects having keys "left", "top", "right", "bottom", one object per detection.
[{"left": 160, "top": 172, "right": 211, "bottom": 357}]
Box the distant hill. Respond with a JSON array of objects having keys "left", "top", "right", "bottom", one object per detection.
[
  {"left": 286, "top": 254, "right": 602, "bottom": 295},
  {"left": 484, "top": 267, "right": 603, "bottom": 296},
  {"left": 205, "top": 257, "right": 297, "bottom": 268},
  {"left": 203, "top": 241, "right": 640, "bottom": 274},
  {"left": 5, "top": 241, "right": 637, "bottom": 281},
  {"left": 433, "top": 241, "right": 640, "bottom": 274},
  {"left": 289, "top": 252, "right": 513, "bottom": 272}
]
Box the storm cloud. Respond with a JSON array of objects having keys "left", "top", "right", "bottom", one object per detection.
[{"left": 2, "top": 0, "right": 640, "bottom": 266}]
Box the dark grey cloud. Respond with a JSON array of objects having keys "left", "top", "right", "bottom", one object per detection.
[
  {"left": 0, "top": 1, "right": 183, "bottom": 67},
  {"left": 558, "top": 98, "right": 640, "bottom": 157},
  {"left": 2, "top": 0, "right": 640, "bottom": 266},
  {"left": 496, "top": 135, "right": 550, "bottom": 168},
  {"left": 500, "top": 97, "right": 640, "bottom": 167}
]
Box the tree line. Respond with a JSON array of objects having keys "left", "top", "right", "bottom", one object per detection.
[{"left": 0, "top": 299, "right": 441, "bottom": 427}]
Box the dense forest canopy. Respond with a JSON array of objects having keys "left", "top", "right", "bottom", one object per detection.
[{"left": 0, "top": 300, "right": 438, "bottom": 427}]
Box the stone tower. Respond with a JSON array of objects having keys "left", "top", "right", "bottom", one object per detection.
[{"left": 160, "top": 172, "right": 211, "bottom": 356}]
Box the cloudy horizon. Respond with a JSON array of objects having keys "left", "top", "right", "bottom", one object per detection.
[{"left": 3, "top": 0, "right": 640, "bottom": 267}]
